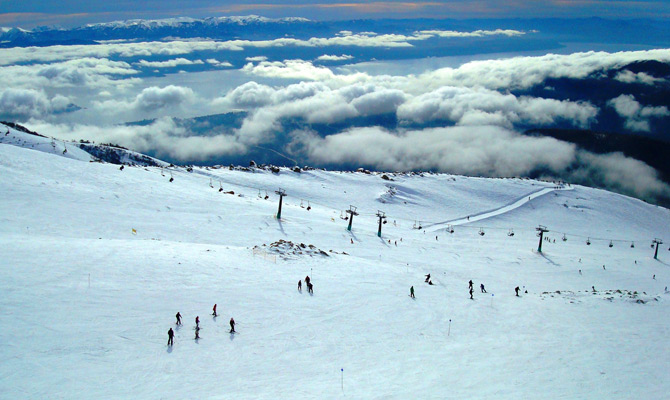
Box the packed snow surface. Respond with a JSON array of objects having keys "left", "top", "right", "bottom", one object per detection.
[{"left": 1, "top": 128, "right": 669, "bottom": 399}]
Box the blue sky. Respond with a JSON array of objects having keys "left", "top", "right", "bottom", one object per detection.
[{"left": 2, "top": 0, "right": 669, "bottom": 28}]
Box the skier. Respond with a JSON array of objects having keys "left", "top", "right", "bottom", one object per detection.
[
  {"left": 592, "top": 286, "right": 596, "bottom": 292},
  {"left": 305, "top": 275, "right": 311, "bottom": 285},
  {"left": 410, "top": 286, "right": 415, "bottom": 298},
  {"left": 298, "top": 280, "right": 302, "bottom": 291},
  {"left": 167, "top": 327, "right": 174, "bottom": 346},
  {"left": 469, "top": 280, "right": 473, "bottom": 290},
  {"left": 579, "top": 269, "right": 582, "bottom": 275},
  {"left": 515, "top": 286, "right": 520, "bottom": 297},
  {"left": 653, "top": 274, "right": 656, "bottom": 280},
  {"left": 425, "top": 273, "right": 431, "bottom": 283},
  {"left": 195, "top": 316, "right": 200, "bottom": 328},
  {"left": 480, "top": 283, "right": 486, "bottom": 293},
  {"left": 350, "top": 238, "right": 354, "bottom": 244},
  {"left": 229, "top": 317, "right": 236, "bottom": 333},
  {"left": 175, "top": 312, "right": 182, "bottom": 325},
  {"left": 307, "top": 282, "right": 313, "bottom": 294},
  {"left": 469, "top": 287, "right": 474, "bottom": 300},
  {"left": 603, "top": 265, "right": 606, "bottom": 270},
  {"left": 212, "top": 304, "right": 217, "bottom": 317}
]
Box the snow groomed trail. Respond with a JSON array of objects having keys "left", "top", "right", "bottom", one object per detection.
[{"left": 425, "top": 184, "right": 573, "bottom": 230}]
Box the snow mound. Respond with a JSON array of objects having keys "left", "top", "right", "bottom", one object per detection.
[{"left": 261, "top": 239, "right": 331, "bottom": 259}]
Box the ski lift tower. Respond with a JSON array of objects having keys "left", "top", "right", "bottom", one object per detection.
[
  {"left": 536, "top": 225, "right": 549, "bottom": 253},
  {"left": 652, "top": 238, "right": 663, "bottom": 260},
  {"left": 376, "top": 210, "right": 387, "bottom": 237},
  {"left": 346, "top": 206, "right": 359, "bottom": 231},
  {"left": 275, "top": 188, "right": 286, "bottom": 219}
]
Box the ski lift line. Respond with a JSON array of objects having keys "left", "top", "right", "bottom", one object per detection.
[{"left": 151, "top": 167, "right": 657, "bottom": 245}]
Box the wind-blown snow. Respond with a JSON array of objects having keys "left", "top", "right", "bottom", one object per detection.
[{"left": 0, "top": 129, "right": 669, "bottom": 399}]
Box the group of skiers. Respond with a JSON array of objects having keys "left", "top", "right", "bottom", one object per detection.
[
  {"left": 168, "top": 306, "right": 235, "bottom": 346},
  {"left": 298, "top": 275, "right": 313, "bottom": 294},
  {"left": 409, "top": 276, "right": 524, "bottom": 300}
]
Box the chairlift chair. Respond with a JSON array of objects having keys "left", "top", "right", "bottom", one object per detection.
[
  {"left": 300, "top": 199, "right": 305, "bottom": 208},
  {"left": 630, "top": 242, "right": 635, "bottom": 248},
  {"left": 562, "top": 234, "right": 567, "bottom": 242},
  {"left": 219, "top": 181, "right": 223, "bottom": 192},
  {"left": 209, "top": 178, "right": 213, "bottom": 188},
  {"left": 586, "top": 238, "right": 591, "bottom": 245},
  {"left": 609, "top": 241, "right": 613, "bottom": 248},
  {"left": 507, "top": 229, "right": 515, "bottom": 237},
  {"left": 169, "top": 171, "right": 174, "bottom": 183},
  {"left": 479, "top": 228, "right": 485, "bottom": 236},
  {"left": 264, "top": 190, "right": 269, "bottom": 200},
  {"left": 448, "top": 225, "right": 454, "bottom": 234},
  {"left": 258, "top": 189, "right": 262, "bottom": 198},
  {"left": 306, "top": 201, "right": 311, "bottom": 211}
]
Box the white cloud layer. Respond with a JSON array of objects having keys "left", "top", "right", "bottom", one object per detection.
[{"left": 607, "top": 94, "right": 669, "bottom": 132}]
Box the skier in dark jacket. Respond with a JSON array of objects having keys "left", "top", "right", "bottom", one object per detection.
[
  {"left": 305, "top": 275, "right": 311, "bottom": 285},
  {"left": 410, "top": 286, "right": 415, "bottom": 298},
  {"left": 168, "top": 328, "right": 174, "bottom": 346},
  {"left": 229, "top": 317, "right": 236, "bottom": 333},
  {"left": 469, "top": 280, "right": 473, "bottom": 290},
  {"left": 425, "top": 274, "right": 431, "bottom": 282},
  {"left": 480, "top": 283, "right": 487, "bottom": 293},
  {"left": 307, "top": 282, "right": 313, "bottom": 294},
  {"left": 195, "top": 316, "right": 200, "bottom": 328},
  {"left": 515, "top": 286, "right": 520, "bottom": 296},
  {"left": 175, "top": 312, "right": 182, "bottom": 325},
  {"left": 212, "top": 304, "right": 217, "bottom": 317},
  {"left": 298, "top": 280, "right": 302, "bottom": 291},
  {"left": 469, "top": 287, "right": 474, "bottom": 299}
]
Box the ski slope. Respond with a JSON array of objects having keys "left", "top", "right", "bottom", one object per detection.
[{"left": 1, "top": 130, "right": 669, "bottom": 399}]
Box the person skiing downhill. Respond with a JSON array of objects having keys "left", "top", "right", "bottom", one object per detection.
[
  {"left": 175, "top": 312, "right": 182, "bottom": 325},
  {"left": 298, "top": 280, "right": 302, "bottom": 291},
  {"left": 425, "top": 274, "right": 431, "bottom": 283},
  {"left": 212, "top": 304, "right": 217, "bottom": 317},
  {"left": 469, "top": 280, "right": 473, "bottom": 290},
  {"left": 480, "top": 283, "right": 487, "bottom": 293},
  {"left": 305, "top": 275, "right": 311, "bottom": 285},
  {"left": 307, "top": 282, "right": 313, "bottom": 294},
  {"left": 515, "top": 286, "right": 520, "bottom": 296},
  {"left": 410, "top": 286, "right": 415, "bottom": 298},
  {"left": 229, "top": 318, "right": 236, "bottom": 333},
  {"left": 167, "top": 328, "right": 174, "bottom": 346}
]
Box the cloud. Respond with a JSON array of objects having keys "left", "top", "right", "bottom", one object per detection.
[
  {"left": 28, "top": 118, "right": 246, "bottom": 161},
  {"left": 91, "top": 85, "right": 197, "bottom": 120},
  {"left": 397, "top": 86, "right": 598, "bottom": 128},
  {"left": 205, "top": 58, "right": 232, "bottom": 67},
  {"left": 0, "top": 57, "right": 139, "bottom": 90},
  {"left": 614, "top": 70, "right": 664, "bottom": 85},
  {"left": 0, "top": 88, "right": 71, "bottom": 120},
  {"left": 417, "top": 29, "right": 525, "bottom": 38},
  {"left": 410, "top": 49, "right": 670, "bottom": 92},
  {"left": 136, "top": 58, "right": 204, "bottom": 68},
  {"left": 288, "top": 125, "right": 670, "bottom": 201},
  {"left": 316, "top": 54, "right": 354, "bottom": 62},
  {"left": 607, "top": 94, "right": 669, "bottom": 132}
]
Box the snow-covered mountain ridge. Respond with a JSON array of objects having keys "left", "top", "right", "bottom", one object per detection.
[{"left": 1, "top": 120, "right": 669, "bottom": 398}]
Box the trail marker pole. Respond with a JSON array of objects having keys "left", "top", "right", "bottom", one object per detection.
[
  {"left": 376, "top": 210, "right": 387, "bottom": 237},
  {"left": 491, "top": 293, "right": 494, "bottom": 307},
  {"left": 536, "top": 225, "right": 549, "bottom": 253},
  {"left": 88, "top": 273, "right": 90, "bottom": 289},
  {"left": 346, "top": 206, "right": 359, "bottom": 231},
  {"left": 653, "top": 238, "right": 663, "bottom": 260},
  {"left": 448, "top": 319, "right": 451, "bottom": 336},
  {"left": 341, "top": 368, "right": 344, "bottom": 391},
  {"left": 275, "top": 188, "right": 286, "bottom": 219}
]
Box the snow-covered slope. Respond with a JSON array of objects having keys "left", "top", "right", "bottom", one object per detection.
[{"left": 0, "top": 139, "right": 669, "bottom": 399}]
